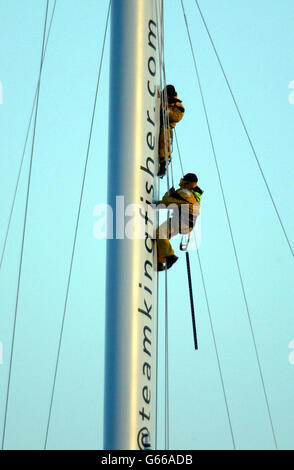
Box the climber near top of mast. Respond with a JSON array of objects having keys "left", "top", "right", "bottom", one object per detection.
[
  {"left": 158, "top": 84, "right": 185, "bottom": 177},
  {"left": 156, "top": 173, "right": 203, "bottom": 271}
]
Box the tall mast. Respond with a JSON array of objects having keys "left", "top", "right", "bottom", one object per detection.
[{"left": 104, "top": 0, "right": 161, "bottom": 450}]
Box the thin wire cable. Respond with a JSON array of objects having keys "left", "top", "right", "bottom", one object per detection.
[
  {"left": 176, "top": 131, "right": 236, "bottom": 448},
  {"left": 194, "top": 0, "right": 293, "bottom": 260},
  {"left": 181, "top": 0, "right": 278, "bottom": 449},
  {"left": 155, "top": 0, "right": 171, "bottom": 450},
  {"left": 153, "top": 0, "right": 167, "bottom": 450},
  {"left": 195, "top": 246, "right": 237, "bottom": 448},
  {"left": 158, "top": 0, "right": 174, "bottom": 191},
  {"left": 161, "top": 1, "right": 171, "bottom": 451},
  {"left": 1, "top": 0, "right": 50, "bottom": 450},
  {"left": 161, "top": 28, "right": 174, "bottom": 189},
  {"left": 0, "top": 0, "right": 57, "bottom": 272},
  {"left": 164, "top": 265, "right": 170, "bottom": 451},
  {"left": 161, "top": 56, "right": 171, "bottom": 188},
  {"left": 174, "top": 129, "right": 185, "bottom": 176},
  {"left": 154, "top": 0, "right": 162, "bottom": 450},
  {"left": 43, "top": 1, "right": 111, "bottom": 449}
]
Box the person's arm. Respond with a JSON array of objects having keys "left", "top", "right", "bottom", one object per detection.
[
  {"left": 161, "top": 189, "right": 191, "bottom": 206},
  {"left": 168, "top": 100, "right": 185, "bottom": 126},
  {"left": 155, "top": 189, "right": 182, "bottom": 207}
]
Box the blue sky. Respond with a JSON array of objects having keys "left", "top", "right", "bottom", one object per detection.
[{"left": 0, "top": 0, "right": 294, "bottom": 450}]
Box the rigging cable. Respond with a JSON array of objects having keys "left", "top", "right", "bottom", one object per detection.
[
  {"left": 194, "top": 0, "right": 294, "bottom": 260},
  {"left": 162, "top": 3, "right": 171, "bottom": 452},
  {"left": 0, "top": 0, "right": 57, "bottom": 272},
  {"left": 185, "top": 251, "right": 198, "bottom": 350},
  {"left": 161, "top": 2, "right": 170, "bottom": 451},
  {"left": 43, "top": 1, "right": 111, "bottom": 449},
  {"left": 174, "top": 130, "right": 185, "bottom": 176},
  {"left": 1, "top": 0, "right": 51, "bottom": 450},
  {"left": 160, "top": 16, "right": 175, "bottom": 190},
  {"left": 153, "top": 0, "right": 162, "bottom": 450},
  {"left": 180, "top": 0, "right": 278, "bottom": 449},
  {"left": 175, "top": 128, "right": 236, "bottom": 449},
  {"left": 155, "top": 0, "right": 171, "bottom": 450},
  {"left": 157, "top": 0, "right": 174, "bottom": 191}
]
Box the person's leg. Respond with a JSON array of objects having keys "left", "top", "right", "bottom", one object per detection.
[
  {"left": 158, "top": 128, "right": 171, "bottom": 176},
  {"left": 156, "top": 219, "right": 174, "bottom": 263},
  {"left": 156, "top": 217, "right": 179, "bottom": 270},
  {"left": 159, "top": 128, "right": 171, "bottom": 160}
]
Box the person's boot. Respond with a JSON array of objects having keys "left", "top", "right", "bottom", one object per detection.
[
  {"left": 166, "top": 254, "right": 178, "bottom": 270},
  {"left": 157, "top": 161, "right": 166, "bottom": 177},
  {"left": 157, "top": 262, "right": 165, "bottom": 272}
]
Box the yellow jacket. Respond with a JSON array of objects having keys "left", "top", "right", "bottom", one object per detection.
[
  {"left": 160, "top": 97, "right": 185, "bottom": 129},
  {"left": 160, "top": 187, "right": 201, "bottom": 228},
  {"left": 168, "top": 99, "right": 185, "bottom": 128}
]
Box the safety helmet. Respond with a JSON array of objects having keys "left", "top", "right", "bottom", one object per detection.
[
  {"left": 183, "top": 173, "right": 198, "bottom": 183},
  {"left": 165, "top": 84, "right": 177, "bottom": 97}
]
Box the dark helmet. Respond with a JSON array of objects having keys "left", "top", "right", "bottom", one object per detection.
[
  {"left": 183, "top": 173, "right": 198, "bottom": 183},
  {"left": 165, "top": 84, "right": 177, "bottom": 97}
]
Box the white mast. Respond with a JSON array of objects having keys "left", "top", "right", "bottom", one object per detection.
[{"left": 104, "top": 0, "right": 161, "bottom": 450}]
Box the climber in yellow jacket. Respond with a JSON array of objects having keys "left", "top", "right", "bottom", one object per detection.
[
  {"left": 158, "top": 85, "right": 185, "bottom": 177},
  {"left": 156, "top": 173, "right": 203, "bottom": 271}
]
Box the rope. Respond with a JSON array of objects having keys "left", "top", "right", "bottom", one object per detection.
[
  {"left": 164, "top": 266, "right": 170, "bottom": 450},
  {"left": 175, "top": 130, "right": 237, "bottom": 448},
  {"left": 0, "top": 0, "right": 57, "bottom": 271},
  {"left": 158, "top": 0, "right": 174, "bottom": 190},
  {"left": 43, "top": 1, "right": 111, "bottom": 448},
  {"left": 174, "top": 129, "right": 185, "bottom": 176},
  {"left": 162, "top": 1, "right": 171, "bottom": 450},
  {"left": 185, "top": 252, "right": 198, "bottom": 350},
  {"left": 181, "top": 0, "right": 278, "bottom": 449},
  {"left": 194, "top": 0, "right": 293, "bottom": 260},
  {"left": 1, "top": 0, "right": 50, "bottom": 450},
  {"left": 154, "top": 0, "right": 162, "bottom": 451},
  {"left": 162, "top": 2, "right": 171, "bottom": 451},
  {"left": 155, "top": 0, "right": 170, "bottom": 450},
  {"left": 195, "top": 244, "right": 237, "bottom": 448}
]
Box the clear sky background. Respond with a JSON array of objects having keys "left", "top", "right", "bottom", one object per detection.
[{"left": 0, "top": 0, "right": 294, "bottom": 450}]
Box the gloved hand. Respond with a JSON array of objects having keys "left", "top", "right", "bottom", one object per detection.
[{"left": 168, "top": 186, "right": 177, "bottom": 197}]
